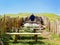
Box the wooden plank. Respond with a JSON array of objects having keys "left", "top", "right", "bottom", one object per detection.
[{"left": 6, "top": 33, "right": 41, "bottom": 35}]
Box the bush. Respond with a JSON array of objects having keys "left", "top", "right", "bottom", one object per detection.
[{"left": 1, "top": 34, "right": 10, "bottom": 45}]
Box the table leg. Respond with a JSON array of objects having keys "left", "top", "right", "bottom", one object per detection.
[
  {"left": 14, "top": 35, "right": 18, "bottom": 43},
  {"left": 34, "top": 35, "right": 37, "bottom": 42}
]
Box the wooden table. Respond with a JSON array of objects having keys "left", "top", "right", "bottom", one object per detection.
[{"left": 6, "top": 33, "right": 41, "bottom": 42}]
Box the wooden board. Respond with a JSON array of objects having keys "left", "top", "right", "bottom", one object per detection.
[{"left": 6, "top": 33, "right": 41, "bottom": 35}]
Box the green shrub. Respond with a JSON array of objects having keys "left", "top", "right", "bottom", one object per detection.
[{"left": 1, "top": 34, "right": 10, "bottom": 45}]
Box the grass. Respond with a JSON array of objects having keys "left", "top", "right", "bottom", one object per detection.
[
  {"left": 1, "top": 13, "right": 60, "bottom": 21},
  {"left": 8, "top": 34, "right": 60, "bottom": 45},
  {"left": 51, "top": 33, "right": 60, "bottom": 41},
  {"left": 9, "top": 35, "right": 46, "bottom": 45}
]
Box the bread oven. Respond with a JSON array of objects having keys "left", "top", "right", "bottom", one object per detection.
[{"left": 23, "top": 14, "right": 45, "bottom": 30}]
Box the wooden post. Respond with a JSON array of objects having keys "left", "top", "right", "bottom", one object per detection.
[
  {"left": 14, "top": 35, "right": 18, "bottom": 43},
  {"left": 34, "top": 29, "right": 37, "bottom": 42},
  {"left": 34, "top": 35, "right": 37, "bottom": 42}
]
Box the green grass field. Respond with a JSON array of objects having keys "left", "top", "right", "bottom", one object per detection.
[
  {"left": 1, "top": 13, "right": 60, "bottom": 21},
  {"left": 8, "top": 34, "right": 60, "bottom": 45}
]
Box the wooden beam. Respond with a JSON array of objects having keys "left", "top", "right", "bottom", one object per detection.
[{"left": 6, "top": 33, "right": 41, "bottom": 35}]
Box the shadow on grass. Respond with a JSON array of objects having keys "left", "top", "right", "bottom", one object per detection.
[
  {"left": 10, "top": 41, "right": 45, "bottom": 45},
  {"left": 16, "top": 36, "right": 47, "bottom": 40},
  {"left": 20, "top": 41, "right": 44, "bottom": 45},
  {"left": 9, "top": 36, "right": 47, "bottom": 45}
]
